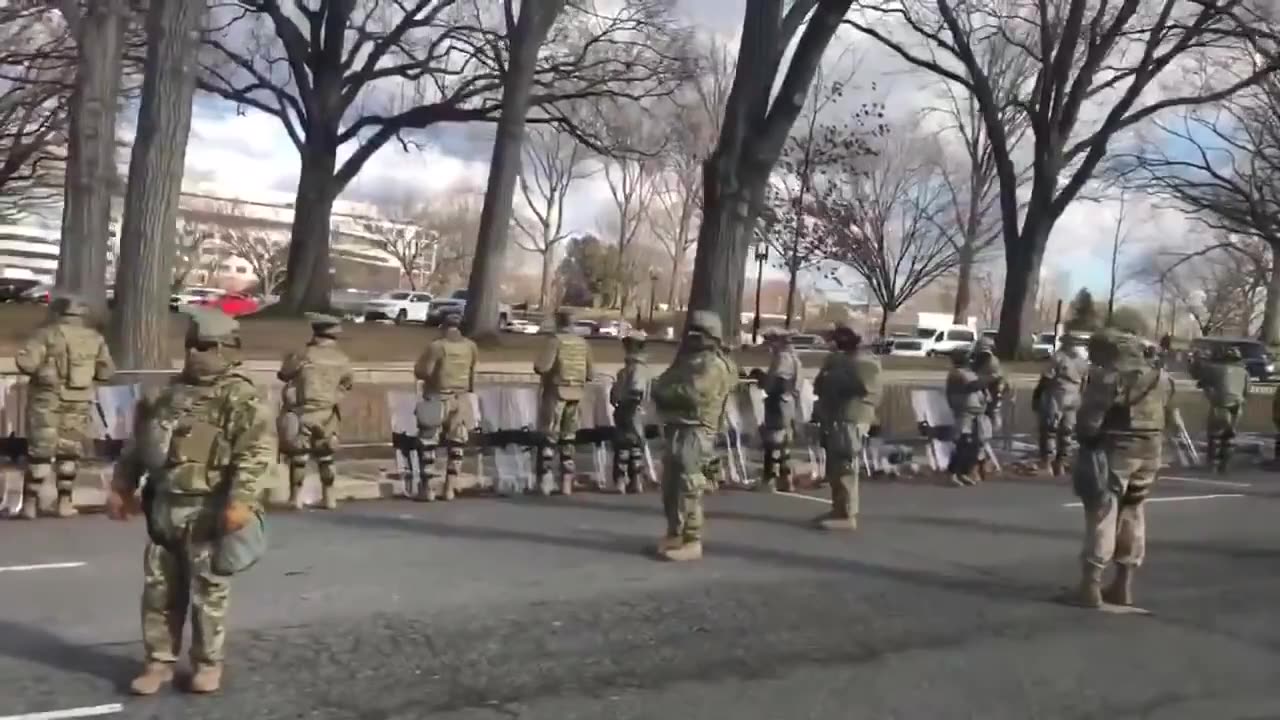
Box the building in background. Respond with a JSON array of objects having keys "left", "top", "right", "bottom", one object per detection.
[{"left": 0, "top": 224, "right": 60, "bottom": 282}]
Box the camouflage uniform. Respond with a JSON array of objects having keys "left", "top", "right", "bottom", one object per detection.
[
  {"left": 1068, "top": 330, "right": 1174, "bottom": 608},
  {"left": 14, "top": 295, "right": 115, "bottom": 519},
  {"left": 944, "top": 348, "right": 986, "bottom": 486},
  {"left": 1199, "top": 347, "right": 1249, "bottom": 473},
  {"left": 610, "top": 334, "right": 649, "bottom": 494},
  {"left": 971, "top": 338, "right": 1005, "bottom": 477},
  {"left": 412, "top": 312, "right": 478, "bottom": 502},
  {"left": 533, "top": 310, "right": 593, "bottom": 495},
  {"left": 812, "top": 322, "right": 881, "bottom": 529},
  {"left": 1034, "top": 336, "right": 1088, "bottom": 476},
  {"left": 757, "top": 330, "right": 801, "bottom": 492},
  {"left": 651, "top": 310, "right": 737, "bottom": 560},
  {"left": 277, "top": 313, "right": 353, "bottom": 510},
  {"left": 110, "top": 308, "right": 275, "bottom": 695}
]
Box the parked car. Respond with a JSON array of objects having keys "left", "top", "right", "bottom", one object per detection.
[
  {"left": 1189, "top": 337, "right": 1276, "bottom": 382},
  {"left": 570, "top": 320, "right": 598, "bottom": 336},
  {"left": 193, "top": 292, "right": 259, "bottom": 317},
  {"left": 18, "top": 283, "right": 52, "bottom": 304},
  {"left": 789, "top": 333, "right": 829, "bottom": 352},
  {"left": 1031, "top": 331, "right": 1092, "bottom": 360},
  {"left": 917, "top": 325, "right": 976, "bottom": 357},
  {"left": 170, "top": 287, "right": 225, "bottom": 311},
  {"left": 504, "top": 319, "right": 541, "bottom": 335},
  {"left": 363, "top": 290, "right": 433, "bottom": 324},
  {"left": 595, "top": 320, "right": 631, "bottom": 338},
  {"left": 886, "top": 337, "right": 929, "bottom": 358},
  {"left": 427, "top": 289, "right": 510, "bottom": 329},
  {"left": 0, "top": 278, "right": 41, "bottom": 302}
]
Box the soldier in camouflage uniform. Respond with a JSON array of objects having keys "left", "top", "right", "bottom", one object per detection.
[
  {"left": 755, "top": 329, "right": 801, "bottom": 493},
  {"left": 610, "top": 333, "right": 649, "bottom": 494},
  {"left": 651, "top": 310, "right": 737, "bottom": 560},
  {"left": 945, "top": 347, "right": 986, "bottom": 486},
  {"left": 1034, "top": 334, "right": 1088, "bottom": 476},
  {"left": 812, "top": 321, "right": 881, "bottom": 529},
  {"left": 277, "top": 313, "right": 353, "bottom": 510},
  {"left": 14, "top": 294, "right": 115, "bottom": 519},
  {"left": 413, "top": 311, "right": 478, "bottom": 502},
  {"left": 971, "top": 338, "right": 1006, "bottom": 480},
  {"left": 106, "top": 308, "right": 275, "bottom": 695},
  {"left": 1198, "top": 346, "right": 1249, "bottom": 473},
  {"left": 533, "top": 309, "right": 593, "bottom": 495},
  {"left": 1066, "top": 330, "right": 1174, "bottom": 609}
]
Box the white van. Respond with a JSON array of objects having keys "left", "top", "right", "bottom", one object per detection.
[{"left": 914, "top": 325, "right": 977, "bottom": 357}]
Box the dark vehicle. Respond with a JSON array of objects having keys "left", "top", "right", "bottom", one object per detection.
[
  {"left": 0, "top": 278, "right": 40, "bottom": 302},
  {"left": 1189, "top": 337, "right": 1275, "bottom": 382}
]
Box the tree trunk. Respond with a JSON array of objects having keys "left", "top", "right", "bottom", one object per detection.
[
  {"left": 538, "top": 247, "right": 554, "bottom": 310},
  {"left": 994, "top": 229, "right": 1048, "bottom": 359},
  {"left": 277, "top": 149, "right": 337, "bottom": 313},
  {"left": 58, "top": 0, "right": 127, "bottom": 315},
  {"left": 878, "top": 308, "right": 891, "bottom": 338},
  {"left": 1260, "top": 249, "right": 1280, "bottom": 346},
  {"left": 783, "top": 261, "right": 799, "bottom": 329},
  {"left": 464, "top": 0, "right": 566, "bottom": 340},
  {"left": 951, "top": 251, "right": 973, "bottom": 324},
  {"left": 685, "top": 156, "right": 763, "bottom": 345},
  {"left": 667, "top": 254, "right": 681, "bottom": 310},
  {"left": 110, "top": 0, "right": 203, "bottom": 370}
]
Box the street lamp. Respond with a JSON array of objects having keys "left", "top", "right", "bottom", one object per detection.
[{"left": 751, "top": 242, "right": 769, "bottom": 345}]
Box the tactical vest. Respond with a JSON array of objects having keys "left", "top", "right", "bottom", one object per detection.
[
  {"left": 1115, "top": 366, "right": 1168, "bottom": 432},
  {"left": 296, "top": 345, "right": 350, "bottom": 411},
  {"left": 1049, "top": 352, "right": 1086, "bottom": 397},
  {"left": 551, "top": 333, "right": 588, "bottom": 386},
  {"left": 145, "top": 374, "right": 258, "bottom": 495},
  {"left": 430, "top": 339, "right": 475, "bottom": 394},
  {"left": 35, "top": 325, "right": 104, "bottom": 402},
  {"left": 1209, "top": 364, "right": 1248, "bottom": 407},
  {"left": 653, "top": 350, "right": 733, "bottom": 429},
  {"left": 612, "top": 359, "right": 648, "bottom": 406},
  {"left": 946, "top": 368, "right": 986, "bottom": 417}
]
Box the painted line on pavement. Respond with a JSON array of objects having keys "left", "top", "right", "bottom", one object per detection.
[
  {"left": 774, "top": 491, "right": 831, "bottom": 505},
  {"left": 0, "top": 561, "right": 86, "bottom": 573},
  {"left": 0, "top": 703, "right": 124, "bottom": 720},
  {"left": 1062, "top": 493, "right": 1245, "bottom": 508},
  {"left": 1162, "top": 475, "right": 1252, "bottom": 489}
]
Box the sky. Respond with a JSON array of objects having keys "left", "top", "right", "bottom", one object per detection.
[{"left": 171, "top": 0, "right": 1207, "bottom": 309}]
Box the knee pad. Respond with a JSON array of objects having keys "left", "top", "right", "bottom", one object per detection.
[
  {"left": 446, "top": 446, "right": 464, "bottom": 462},
  {"left": 54, "top": 458, "right": 77, "bottom": 479},
  {"left": 25, "top": 461, "right": 51, "bottom": 485},
  {"left": 1121, "top": 484, "right": 1150, "bottom": 506}
]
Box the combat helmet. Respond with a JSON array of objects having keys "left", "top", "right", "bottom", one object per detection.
[
  {"left": 949, "top": 346, "right": 971, "bottom": 366},
  {"left": 440, "top": 310, "right": 462, "bottom": 328},
  {"left": 621, "top": 331, "right": 647, "bottom": 353},
  {"left": 184, "top": 307, "right": 241, "bottom": 348},
  {"left": 972, "top": 337, "right": 995, "bottom": 355},
  {"left": 687, "top": 310, "right": 724, "bottom": 344},
  {"left": 52, "top": 293, "right": 89, "bottom": 317},
  {"left": 554, "top": 308, "right": 575, "bottom": 330},
  {"left": 305, "top": 312, "right": 343, "bottom": 337},
  {"left": 1224, "top": 346, "right": 1243, "bottom": 362}
]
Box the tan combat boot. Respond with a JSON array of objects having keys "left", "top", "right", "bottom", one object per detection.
[
  {"left": 414, "top": 479, "right": 435, "bottom": 503},
  {"left": 560, "top": 475, "right": 574, "bottom": 496},
  {"left": 287, "top": 485, "right": 304, "bottom": 511},
  {"left": 321, "top": 486, "right": 338, "bottom": 511},
  {"left": 1050, "top": 458, "right": 1066, "bottom": 478},
  {"left": 1063, "top": 565, "right": 1104, "bottom": 608},
  {"left": 654, "top": 535, "right": 682, "bottom": 556},
  {"left": 816, "top": 515, "right": 857, "bottom": 531},
  {"left": 442, "top": 478, "right": 456, "bottom": 502},
  {"left": 55, "top": 492, "right": 78, "bottom": 518},
  {"left": 1103, "top": 565, "right": 1134, "bottom": 606},
  {"left": 660, "top": 540, "right": 703, "bottom": 562},
  {"left": 129, "top": 662, "right": 175, "bottom": 696},
  {"left": 189, "top": 663, "right": 222, "bottom": 693}
]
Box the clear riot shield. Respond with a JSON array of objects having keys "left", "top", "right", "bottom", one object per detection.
[
  {"left": 719, "top": 385, "right": 754, "bottom": 488},
  {"left": 476, "top": 384, "right": 537, "bottom": 496},
  {"left": 910, "top": 388, "right": 954, "bottom": 471},
  {"left": 1167, "top": 408, "right": 1200, "bottom": 467},
  {"left": 386, "top": 389, "right": 420, "bottom": 497},
  {"left": 581, "top": 381, "right": 613, "bottom": 490},
  {"left": 797, "top": 379, "right": 824, "bottom": 484}
]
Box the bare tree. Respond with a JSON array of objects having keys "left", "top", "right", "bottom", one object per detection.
[
  {"left": 815, "top": 134, "right": 962, "bottom": 337},
  {"left": 1106, "top": 190, "right": 1135, "bottom": 323},
  {"left": 422, "top": 189, "right": 483, "bottom": 294},
  {"left": 1147, "top": 242, "right": 1268, "bottom": 336},
  {"left": 599, "top": 115, "right": 663, "bottom": 314},
  {"left": 848, "top": 0, "right": 1280, "bottom": 357},
  {"left": 361, "top": 218, "right": 435, "bottom": 291},
  {"left": 58, "top": 0, "right": 129, "bottom": 313},
  {"left": 683, "top": 0, "right": 857, "bottom": 342},
  {"left": 110, "top": 0, "right": 207, "bottom": 369},
  {"left": 513, "top": 126, "right": 590, "bottom": 310},
  {"left": 648, "top": 37, "right": 734, "bottom": 310},
  {"left": 973, "top": 267, "right": 1002, "bottom": 328},
  {"left": 172, "top": 220, "right": 220, "bottom": 290}
]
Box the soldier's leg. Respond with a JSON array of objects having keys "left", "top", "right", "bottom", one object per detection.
[
  {"left": 21, "top": 403, "right": 59, "bottom": 519},
  {"left": 627, "top": 441, "right": 647, "bottom": 493},
  {"left": 659, "top": 428, "right": 682, "bottom": 549},
  {"left": 614, "top": 445, "right": 631, "bottom": 493},
  {"left": 53, "top": 456, "right": 79, "bottom": 518},
  {"left": 187, "top": 536, "right": 231, "bottom": 693},
  {"left": 288, "top": 453, "right": 310, "bottom": 510},
  {"left": 19, "top": 459, "right": 50, "bottom": 520},
  {"left": 535, "top": 439, "right": 556, "bottom": 495},
  {"left": 777, "top": 440, "right": 795, "bottom": 492},
  {"left": 660, "top": 427, "right": 708, "bottom": 560},
  {"left": 443, "top": 444, "right": 464, "bottom": 501},
  {"left": 819, "top": 425, "right": 859, "bottom": 530},
  {"left": 415, "top": 425, "right": 440, "bottom": 502},
  {"left": 758, "top": 432, "right": 778, "bottom": 492},
  {"left": 316, "top": 454, "right": 338, "bottom": 510},
  {"left": 1055, "top": 408, "right": 1077, "bottom": 476},
  {"left": 703, "top": 455, "right": 722, "bottom": 493},
  {"left": 1107, "top": 445, "right": 1158, "bottom": 606},
  {"left": 1038, "top": 401, "right": 1056, "bottom": 470},
  {"left": 558, "top": 400, "right": 579, "bottom": 495},
  {"left": 133, "top": 541, "right": 186, "bottom": 695}
]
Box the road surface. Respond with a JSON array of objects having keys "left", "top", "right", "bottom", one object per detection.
[{"left": 3, "top": 470, "right": 1279, "bottom": 719}]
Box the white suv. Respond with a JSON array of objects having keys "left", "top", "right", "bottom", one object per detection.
[{"left": 364, "top": 291, "right": 433, "bottom": 324}]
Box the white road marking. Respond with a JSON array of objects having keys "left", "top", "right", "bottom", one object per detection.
[
  {"left": 774, "top": 491, "right": 831, "bottom": 505},
  {"left": 1062, "top": 494, "right": 1245, "bottom": 508},
  {"left": 0, "top": 561, "right": 86, "bottom": 573},
  {"left": 0, "top": 703, "right": 124, "bottom": 720},
  {"left": 1161, "top": 475, "right": 1252, "bottom": 489}
]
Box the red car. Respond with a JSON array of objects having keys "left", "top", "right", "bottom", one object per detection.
[{"left": 195, "top": 292, "right": 259, "bottom": 317}]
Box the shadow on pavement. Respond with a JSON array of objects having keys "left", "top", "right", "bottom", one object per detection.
[
  {"left": 0, "top": 619, "right": 135, "bottom": 691},
  {"left": 508, "top": 492, "right": 822, "bottom": 527}
]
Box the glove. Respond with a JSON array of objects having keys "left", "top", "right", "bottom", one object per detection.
[
  {"left": 223, "top": 501, "right": 256, "bottom": 533},
  {"left": 105, "top": 487, "right": 140, "bottom": 521}
]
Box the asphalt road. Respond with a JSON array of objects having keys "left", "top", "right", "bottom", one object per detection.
[{"left": 3, "top": 471, "right": 1279, "bottom": 720}]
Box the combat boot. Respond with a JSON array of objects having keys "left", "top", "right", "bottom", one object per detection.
[
  {"left": 816, "top": 515, "right": 857, "bottom": 531},
  {"left": 1051, "top": 458, "right": 1066, "bottom": 478},
  {"left": 129, "top": 662, "right": 174, "bottom": 696},
  {"left": 1037, "top": 457, "right": 1053, "bottom": 476},
  {"left": 560, "top": 475, "right": 574, "bottom": 496},
  {"left": 414, "top": 479, "right": 435, "bottom": 502},
  {"left": 320, "top": 486, "right": 338, "bottom": 511},
  {"left": 189, "top": 663, "right": 222, "bottom": 694},
  {"left": 287, "top": 485, "right": 304, "bottom": 511},
  {"left": 627, "top": 479, "right": 645, "bottom": 494},
  {"left": 654, "top": 535, "right": 682, "bottom": 555},
  {"left": 659, "top": 540, "right": 703, "bottom": 562},
  {"left": 1103, "top": 565, "right": 1134, "bottom": 606},
  {"left": 442, "top": 477, "right": 456, "bottom": 502},
  {"left": 55, "top": 493, "right": 78, "bottom": 518},
  {"left": 18, "top": 490, "right": 38, "bottom": 520},
  {"left": 1063, "top": 565, "right": 1104, "bottom": 608}
]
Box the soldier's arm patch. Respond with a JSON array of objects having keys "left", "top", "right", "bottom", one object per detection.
[{"left": 223, "top": 381, "right": 276, "bottom": 506}]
